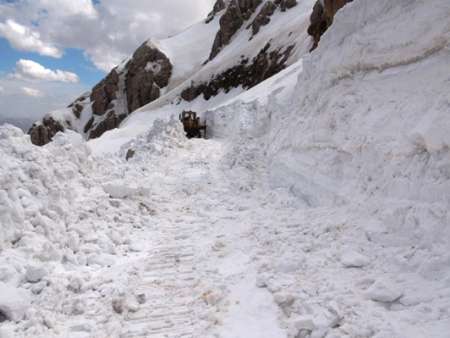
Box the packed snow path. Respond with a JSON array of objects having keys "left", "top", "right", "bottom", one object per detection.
[
  {"left": 1, "top": 126, "right": 288, "bottom": 338},
  {"left": 95, "top": 136, "right": 288, "bottom": 338},
  {"left": 2, "top": 120, "right": 450, "bottom": 338}
]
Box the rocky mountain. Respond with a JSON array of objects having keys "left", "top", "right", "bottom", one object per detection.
[{"left": 29, "top": 0, "right": 353, "bottom": 146}]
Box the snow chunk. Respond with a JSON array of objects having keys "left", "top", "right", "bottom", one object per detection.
[
  {"left": 0, "top": 124, "right": 23, "bottom": 139},
  {"left": 0, "top": 283, "right": 30, "bottom": 322},
  {"left": 25, "top": 266, "right": 47, "bottom": 283},
  {"left": 293, "top": 316, "right": 316, "bottom": 331},
  {"left": 0, "top": 327, "right": 14, "bottom": 338},
  {"left": 145, "top": 61, "right": 162, "bottom": 74},
  {"left": 87, "top": 253, "right": 116, "bottom": 267},
  {"left": 340, "top": 250, "right": 370, "bottom": 268},
  {"left": 365, "top": 279, "right": 403, "bottom": 303},
  {"left": 103, "top": 183, "right": 150, "bottom": 199}
]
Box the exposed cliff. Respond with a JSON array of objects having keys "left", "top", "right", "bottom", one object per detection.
[
  {"left": 29, "top": 42, "right": 172, "bottom": 145},
  {"left": 308, "top": 0, "right": 354, "bottom": 51},
  {"left": 29, "top": 0, "right": 318, "bottom": 146}
]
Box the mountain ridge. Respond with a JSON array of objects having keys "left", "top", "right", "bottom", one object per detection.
[{"left": 28, "top": 0, "right": 352, "bottom": 146}]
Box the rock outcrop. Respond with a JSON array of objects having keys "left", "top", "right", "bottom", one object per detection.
[
  {"left": 90, "top": 70, "right": 120, "bottom": 118},
  {"left": 125, "top": 43, "right": 172, "bottom": 114},
  {"left": 209, "top": 0, "right": 298, "bottom": 58},
  {"left": 276, "top": 0, "right": 298, "bottom": 11},
  {"left": 209, "top": 0, "right": 263, "bottom": 60},
  {"left": 181, "top": 0, "right": 299, "bottom": 102},
  {"left": 206, "top": 0, "right": 227, "bottom": 23},
  {"left": 182, "top": 43, "right": 294, "bottom": 101},
  {"left": 29, "top": 117, "right": 65, "bottom": 146},
  {"left": 250, "top": 0, "right": 297, "bottom": 36},
  {"left": 249, "top": 1, "right": 277, "bottom": 36},
  {"left": 29, "top": 42, "right": 172, "bottom": 144},
  {"left": 29, "top": 0, "right": 306, "bottom": 146},
  {"left": 86, "top": 42, "right": 172, "bottom": 139},
  {"left": 308, "top": 0, "right": 353, "bottom": 51}
]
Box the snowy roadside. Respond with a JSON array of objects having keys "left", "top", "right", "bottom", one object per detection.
[
  {"left": 1, "top": 0, "right": 450, "bottom": 337},
  {"left": 0, "top": 121, "right": 288, "bottom": 338},
  {"left": 3, "top": 111, "right": 449, "bottom": 338}
]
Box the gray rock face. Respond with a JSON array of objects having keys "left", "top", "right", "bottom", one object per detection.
[
  {"left": 182, "top": 0, "right": 298, "bottom": 103},
  {"left": 90, "top": 70, "right": 120, "bottom": 117},
  {"left": 28, "top": 116, "right": 65, "bottom": 146},
  {"left": 209, "top": 0, "right": 297, "bottom": 58},
  {"left": 308, "top": 0, "right": 353, "bottom": 51},
  {"left": 182, "top": 43, "right": 294, "bottom": 102},
  {"left": 29, "top": 0, "right": 301, "bottom": 146},
  {"left": 89, "top": 111, "right": 125, "bottom": 140},
  {"left": 85, "top": 43, "right": 172, "bottom": 140},
  {"left": 276, "top": 0, "right": 297, "bottom": 11},
  {"left": 249, "top": 0, "right": 297, "bottom": 37},
  {"left": 249, "top": 1, "right": 277, "bottom": 36},
  {"left": 125, "top": 43, "right": 172, "bottom": 114},
  {"left": 206, "top": 0, "right": 227, "bottom": 23},
  {"left": 209, "top": 0, "right": 263, "bottom": 60},
  {"left": 29, "top": 42, "right": 172, "bottom": 145}
]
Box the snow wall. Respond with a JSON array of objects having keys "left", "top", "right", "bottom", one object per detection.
[{"left": 208, "top": 0, "right": 450, "bottom": 258}]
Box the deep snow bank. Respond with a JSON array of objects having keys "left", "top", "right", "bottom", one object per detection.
[
  {"left": 0, "top": 125, "right": 91, "bottom": 252},
  {"left": 204, "top": 0, "right": 450, "bottom": 336},
  {"left": 0, "top": 121, "right": 195, "bottom": 337},
  {"left": 268, "top": 0, "right": 450, "bottom": 234}
]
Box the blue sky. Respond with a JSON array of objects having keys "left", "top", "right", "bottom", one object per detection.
[
  {"left": 0, "top": 0, "right": 213, "bottom": 121},
  {"left": 0, "top": 38, "right": 105, "bottom": 87}
]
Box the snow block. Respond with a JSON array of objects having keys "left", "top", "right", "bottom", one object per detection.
[
  {"left": 365, "top": 279, "right": 403, "bottom": 303},
  {"left": 340, "top": 250, "right": 369, "bottom": 268},
  {"left": 0, "top": 283, "right": 30, "bottom": 322}
]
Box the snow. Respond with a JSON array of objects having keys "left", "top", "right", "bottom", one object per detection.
[
  {"left": 340, "top": 250, "right": 370, "bottom": 268},
  {"left": 2, "top": 0, "right": 450, "bottom": 337},
  {"left": 217, "top": 274, "right": 286, "bottom": 338},
  {"left": 144, "top": 61, "right": 161, "bottom": 74},
  {"left": 103, "top": 182, "right": 149, "bottom": 199},
  {"left": 156, "top": 18, "right": 220, "bottom": 90},
  {"left": 0, "top": 283, "right": 30, "bottom": 322},
  {"left": 24, "top": 266, "right": 47, "bottom": 283},
  {"left": 365, "top": 279, "right": 404, "bottom": 303}
]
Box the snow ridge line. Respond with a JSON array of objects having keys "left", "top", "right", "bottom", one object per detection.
[{"left": 330, "top": 40, "right": 450, "bottom": 83}]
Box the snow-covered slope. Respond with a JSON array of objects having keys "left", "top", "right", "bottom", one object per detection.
[
  {"left": 3, "top": 0, "right": 450, "bottom": 337},
  {"left": 29, "top": 0, "right": 315, "bottom": 146},
  {"left": 205, "top": 0, "right": 450, "bottom": 336}
]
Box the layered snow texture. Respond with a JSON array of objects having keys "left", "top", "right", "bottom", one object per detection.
[
  {"left": 2, "top": 0, "right": 450, "bottom": 337},
  {"left": 206, "top": 0, "right": 450, "bottom": 336},
  {"left": 0, "top": 123, "right": 207, "bottom": 337}
]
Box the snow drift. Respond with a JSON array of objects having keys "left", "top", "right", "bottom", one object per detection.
[
  {"left": 2, "top": 0, "right": 450, "bottom": 337},
  {"left": 205, "top": 0, "right": 450, "bottom": 336}
]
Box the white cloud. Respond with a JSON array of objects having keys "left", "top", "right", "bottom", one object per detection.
[
  {"left": 0, "top": 85, "right": 4, "bottom": 93},
  {"left": 37, "top": 0, "right": 98, "bottom": 18},
  {"left": 0, "top": 76, "right": 88, "bottom": 120},
  {"left": 22, "top": 87, "right": 44, "bottom": 97},
  {"left": 0, "top": 19, "right": 62, "bottom": 58},
  {"left": 0, "top": 0, "right": 214, "bottom": 122},
  {"left": 14, "top": 59, "right": 79, "bottom": 83},
  {"left": 0, "top": 0, "right": 215, "bottom": 71}
]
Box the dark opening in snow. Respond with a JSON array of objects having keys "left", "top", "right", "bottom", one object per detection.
[{"left": 0, "top": 310, "right": 8, "bottom": 323}]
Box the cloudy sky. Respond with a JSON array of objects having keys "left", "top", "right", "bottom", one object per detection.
[{"left": 0, "top": 0, "right": 214, "bottom": 121}]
